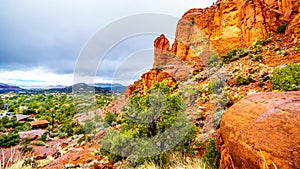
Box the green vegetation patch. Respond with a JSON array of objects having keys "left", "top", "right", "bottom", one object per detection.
[
  {"left": 207, "top": 53, "right": 221, "bottom": 68},
  {"left": 235, "top": 75, "right": 253, "bottom": 86},
  {"left": 263, "top": 33, "right": 272, "bottom": 46},
  {"left": 0, "top": 131, "right": 20, "bottom": 147},
  {"left": 271, "top": 63, "right": 300, "bottom": 91},
  {"left": 221, "top": 48, "right": 249, "bottom": 64},
  {"left": 249, "top": 40, "right": 263, "bottom": 61},
  {"left": 208, "top": 79, "right": 224, "bottom": 94},
  {"left": 277, "top": 24, "right": 287, "bottom": 33},
  {"left": 100, "top": 83, "right": 198, "bottom": 167},
  {"left": 202, "top": 137, "right": 220, "bottom": 169}
]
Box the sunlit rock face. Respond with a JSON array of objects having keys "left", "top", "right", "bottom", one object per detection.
[
  {"left": 126, "top": 70, "right": 177, "bottom": 96},
  {"left": 179, "top": 0, "right": 299, "bottom": 53},
  {"left": 146, "top": 0, "right": 299, "bottom": 94},
  {"left": 221, "top": 91, "right": 300, "bottom": 169}
]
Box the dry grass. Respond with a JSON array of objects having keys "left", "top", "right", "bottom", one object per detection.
[
  {"left": 0, "top": 148, "right": 54, "bottom": 169},
  {"left": 36, "top": 156, "right": 54, "bottom": 168},
  {"left": 0, "top": 148, "right": 34, "bottom": 169},
  {"left": 135, "top": 152, "right": 208, "bottom": 169}
]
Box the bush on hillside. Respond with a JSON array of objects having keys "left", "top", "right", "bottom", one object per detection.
[
  {"left": 100, "top": 83, "right": 198, "bottom": 167},
  {"left": 0, "top": 98, "right": 3, "bottom": 109},
  {"left": 271, "top": 63, "right": 300, "bottom": 91},
  {"left": 62, "top": 122, "right": 74, "bottom": 136},
  {"left": 263, "top": 33, "right": 272, "bottom": 46},
  {"left": 202, "top": 137, "right": 220, "bottom": 169},
  {"left": 38, "top": 133, "right": 47, "bottom": 142},
  {"left": 104, "top": 112, "right": 117, "bottom": 126},
  {"left": 207, "top": 53, "right": 220, "bottom": 68},
  {"left": 208, "top": 79, "right": 224, "bottom": 94},
  {"left": 73, "top": 125, "right": 85, "bottom": 135},
  {"left": 221, "top": 48, "right": 249, "bottom": 64},
  {"left": 0, "top": 132, "right": 20, "bottom": 147},
  {"left": 249, "top": 40, "right": 263, "bottom": 61},
  {"left": 19, "top": 137, "right": 33, "bottom": 152},
  {"left": 235, "top": 75, "right": 253, "bottom": 86}
]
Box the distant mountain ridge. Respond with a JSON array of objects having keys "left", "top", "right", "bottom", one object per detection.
[
  {"left": 92, "top": 83, "right": 126, "bottom": 92},
  {"left": 0, "top": 82, "right": 126, "bottom": 94},
  {"left": 0, "top": 83, "right": 25, "bottom": 93}
]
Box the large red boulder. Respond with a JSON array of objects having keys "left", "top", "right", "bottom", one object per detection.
[{"left": 220, "top": 91, "right": 300, "bottom": 169}]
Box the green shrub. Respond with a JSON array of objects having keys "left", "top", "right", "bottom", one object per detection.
[
  {"left": 207, "top": 53, "right": 220, "bottom": 68},
  {"left": 82, "top": 120, "right": 96, "bottom": 134},
  {"left": 57, "top": 130, "right": 67, "bottom": 139},
  {"left": 21, "top": 137, "right": 31, "bottom": 145},
  {"left": 0, "top": 98, "right": 3, "bottom": 109},
  {"left": 31, "top": 141, "right": 45, "bottom": 146},
  {"left": 249, "top": 53, "right": 262, "bottom": 61},
  {"left": 104, "top": 112, "right": 117, "bottom": 126},
  {"left": 225, "top": 94, "right": 234, "bottom": 108},
  {"left": 235, "top": 75, "right": 253, "bottom": 86},
  {"left": 62, "top": 122, "right": 74, "bottom": 136},
  {"left": 281, "top": 50, "right": 289, "bottom": 56},
  {"left": 213, "top": 110, "right": 225, "bottom": 128},
  {"left": 208, "top": 79, "right": 224, "bottom": 94},
  {"left": 74, "top": 125, "right": 85, "bottom": 135},
  {"left": 271, "top": 63, "right": 300, "bottom": 91},
  {"left": 38, "top": 134, "right": 47, "bottom": 142},
  {"left": 202, "top": 137, "right": 220, "bottom": 169},
  {"left": 249, "top": 41, "right": 263, "bottom": 61},
  {"left": 181, "top": 85, "right": 202, "bottom": 105},
  {"left": 221, "top": 48, "right": 237, "bottom": 64},
  {"left": 251, "top": 44, "right": 262, "bottom": 54},
  {"left": 15, "top": 122, "right": 31, "bottom": 132},
  {"left": 0, "top": 131, "right": 20, "bottom": 147},
  {"left": 263, "top": 34, "right": 272, "bottom": 46},
  {"left": 236, "top": 95, "right": 244, "bottom": 101},
  {"left": 277, "top": 24, "right": 287, "bottom": 33},
  {"left": 100, "top": 83, "right": 198, "bottom": 167},
  {"left": 221, "top": 48, "right": 249, "bottom": 64},
  {"left": 19, "top": 137, "right": 33, "bottom": 152},
  {"left": 254, "top": 39, "right": 263, "bottom": 46},
  {"left": 249, "top": 67, "right": 259, "bottom": 74}
]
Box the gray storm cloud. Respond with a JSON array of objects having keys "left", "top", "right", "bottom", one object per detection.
[{"left": 0, "top": 0, "right": 214, "bottom": 85}]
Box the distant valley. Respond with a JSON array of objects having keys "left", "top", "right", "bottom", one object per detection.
[{"left": 0, "top": 82, "right": 126, "bottom": 94}]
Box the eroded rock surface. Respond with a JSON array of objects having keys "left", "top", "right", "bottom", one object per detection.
[{"left": 220, "top": 91, "right": 300, "bottom": 169}]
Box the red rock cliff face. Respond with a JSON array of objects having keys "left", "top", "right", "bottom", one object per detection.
[
  {"left": 129, "top": 0, "right": 300, "bottom": 96},
  {"left": 153, "top": 0, "right": 300, "bottom": 70},
  {"left": 180, "top": 0, "right": 300, "bottom": 53}
]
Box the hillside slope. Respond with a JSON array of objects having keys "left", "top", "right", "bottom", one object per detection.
[
  {"left": 127, "top": 0, "right": 300, "bottom": 99},
  {"left": 101, "top": 0, "right": 300, "bottom": 168}
]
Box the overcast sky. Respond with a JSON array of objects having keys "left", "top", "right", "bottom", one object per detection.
[{"left": 0, "top": 0, "right": 214, "bottom": 87}]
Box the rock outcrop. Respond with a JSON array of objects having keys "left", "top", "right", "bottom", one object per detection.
[
  {"left": 126, "top": 70, "right": 177, "bottom": 95},
  {"left": 220, "top": 91, "right": 300, "bottom": 169},
  {"left": 138, "top": 0, "right": 300, "bottom": 96},
  {"left": 181, "top": 0, "right": 300, "bottom": 53},
  {"left": 152, "top": 0, "right": 300, "bottom": 71},
  {"left": 153, "top": 34, "right": 171, "bottom": 68}
]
